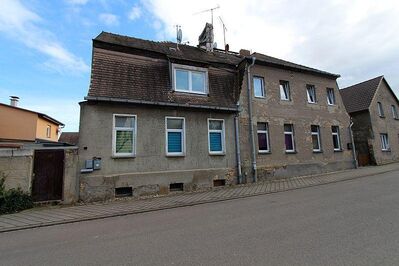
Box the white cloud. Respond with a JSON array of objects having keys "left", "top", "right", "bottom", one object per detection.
[
  {"left": 128, "top": 5, "right": 142, "bottom": 21},
  {"left": 99, "top": 13, "right": 119, "bottom": 26},
  {"left": 0, "top": 0, "right": 89, "bottom": 74},
  {"left": 143, "top": 0, "right": 399, "bottom": 93},
  {"left": 65, "top": 0, "right": 89, "bottom": 5}
]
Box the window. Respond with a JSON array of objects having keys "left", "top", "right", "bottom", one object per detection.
[
  {"left": 391, "top": 105, "right": 398, "bottom": 119},
  {"left": 306, "top": 85, "right": 316, "bottom": 103},
  {"left": 113, "top": 115, "right": 136, "bottom": 157},
  {"left": 46, "top": 125, "right": 51, "bottom": 138},
  {"left": 331, "top": 126, "right": 341, "bottom": 151},
  {"left": 326, "top": 88, "right": 336, "bottom": 105},
  {"left": 208, "top": 119, "right": 225, "bottom": 154},
  {"left": 173, "top": 64, "right": 208, "bottom": 94},
  {"left": 284, "top": 124, "right": 295, "bottom": 152},
  {"left": 377, "top": 102, "right": 385, "bottom": 117},
  {"left": 380, "top": 134, "right": 389, "bottom": 151},
  {"left": 257, "top": 122, "right": 270, "bottom": 153},
  {"left": 253, "top": 77, "right": 265, "bottom": 98},
  {"left": 311, "top": 125, "right": 321, "bottom": 152},
  {"left": 279, "top": 81, "right": 291, "bottom": 101},
  {"left": 166, "top": 117, "right": 185, "bottom": 156}
]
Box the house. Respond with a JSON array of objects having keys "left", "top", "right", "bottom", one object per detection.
[
  {"left": 78, "top": 31, "right": 244, "bottom": 201},
  {"left": 0, "top": 97, "right": 64, "bottom": 143},
  {"left": 78, "top": 30, "right": 356, "bottom": 202},
  {"left": 340, "top": 76, "right": 399, "bottom": 165},
  {"left": 238, "top": 51, "right": 354, "bottom": 182}
]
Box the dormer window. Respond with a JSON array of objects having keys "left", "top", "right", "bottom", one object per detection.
[{"left": 172, "top": 64, "right": 208, "bottom": 94}]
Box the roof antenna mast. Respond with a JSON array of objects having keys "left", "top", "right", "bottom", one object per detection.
[
  {"left": 175, "top": 25, "right": 182, "bottom": 50},
  {"left": 194, "top": 5, "right": 220, "bottom": 25},
  {"left": 218, "top": 16, "right": 228, "bottom": 52}
]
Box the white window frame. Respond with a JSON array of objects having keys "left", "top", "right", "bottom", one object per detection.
[
  {"left": 284, "top": 124, "right": 295, "bottom": 153},
  {"left": 253, "top": 76, "right": 265, "bottom": 98},
  {"left": 332, "top": 126, "right": 341, "bottom": 151},
  {"left": 311, "top": 125, "right": 321, "bottom": 152},
  {"left": 207, "top": 118, "right": 226, "bottom": 155},
  {"left": 46, "top": 125, "right": 51, "bottom": 138},
  {"left": 391, "top": 105, "right": 398, "bottom": 119},
  {"left": 257, "top": 122, "right": 270, "bottom": 153},
  {"left": 279, "top": 80, "right": 291, "bottom": 101},
  {"left": 380, "top": 133, "right": 390, "bottom": 151},
  {"left": 327, "top": 88, "right": 336, "bottom": 105},
  {"left": 165, "top": 116, "right": 186, "bottom": 156},
  {"left": 306, "top": 85, "right": 316, "bottom": 104},
  {"left": 112, "top": 114, "right": 137, "bottom": 157},
  {"left": 377, "top": 102, "right": 385, "bottom": 117},
  {"left": 172, "top": 64, "right": 208, "bottom": 95}
]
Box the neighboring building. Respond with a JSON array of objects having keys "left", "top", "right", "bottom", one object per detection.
[
  {"left": 0, "top": 97, "right": 64, "bottom": 143},
  {"left": 340, "top": 76, "right": 399, "bottom": 165},
  {"left": 238, "top": 51, "right": 354, "bottom": 181},
  {"left": 59, "top": 132, "right": 79, "bottom": 145},
  {"left": 78, "top": 31, "right": 244, "bottom": 201},
  {"left": 78, "top": 30, "right": 356, "bottom": 201}
]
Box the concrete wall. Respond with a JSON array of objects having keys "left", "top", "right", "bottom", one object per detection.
[
  {"left": 368, "top": 81, "right": 399, "bottom": 165},
  {"left": 239, "top": 65, "right": 354, "bottom": 181},
  {"left": 78, "top": 102, "right": 237, "bottom": 202},
  {"left": 0, "top": 147, "right": 79, "bottom": 204},
  {"left": 0, "top": 105, "right": 37, "bottom": 141}
]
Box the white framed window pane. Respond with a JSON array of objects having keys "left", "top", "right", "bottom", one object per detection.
[
  {"left": 115, "top": 116, "right": 134, "bottom": 128},
  {"left": 191, "top": 72, "right": 205, "bottom": 92},
  {"left": 381, "top": 134, "right": 389, "bottom": 150},
  {"left": 377, "top": 102, "right": 384, "bottom": 117},
  {"left": 312, "top": 135, "right": 320, "bottom": 150},
  {"left": 253, "top": 77, "right": 264, "bottom": 97},
  {"left": 209, "top": 132, "right": 223, "bottom": 152},
  {"left": 167, "top": 118, "right": 183, "bottom": 129},
  {"left": 327, "top": 88, "right": 335, "bottom": 105},
  {"left": 168, "top": 132, "right": 183, "bottom": 153},
  {"left": 307, "top": 85, "right": 316, "bottom": 103},
  {"left": 115, "top": 130, "right": 133, "bottom": 153},
  {"left": 280, "top": 81, "right": 290, "bottom": 100},
  {"left": 391, "top": 105, "right": 397, "bottom": 119},
  {"left": 175, "top": 69, "right": 189, "bottom": 91},
  {"left": 209, "top": 120, "right": 223, "bottom": 130}
]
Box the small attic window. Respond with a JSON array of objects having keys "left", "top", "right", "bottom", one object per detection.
[{"left": 172, "top": 64, "right": 208, "bottom": 94}]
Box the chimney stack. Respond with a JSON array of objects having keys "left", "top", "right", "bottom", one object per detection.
[
  {"left": 198, "top": 23, "right": 214, "bottom": 52},
  {"left": 239, "top": 49, "right": 251, "bottom": 56},
  {"left": 10, "top": 96, "right": 19, "bottom": 107}
]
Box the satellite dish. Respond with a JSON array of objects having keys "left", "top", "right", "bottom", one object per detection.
[{"left": 177, "top": 28, "right": 182, "bottom": 44}]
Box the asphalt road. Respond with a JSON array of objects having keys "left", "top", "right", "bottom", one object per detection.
[{"left": 1, "top": 170, "right": 399, "bottom": 266}]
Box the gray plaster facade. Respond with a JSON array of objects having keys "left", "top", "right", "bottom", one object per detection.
[
  {"left": 239, "top": 63, "right": 354, "bottom": 181},
  {"left": 79, "top": 102, "right": 237, "bottom": 202}
]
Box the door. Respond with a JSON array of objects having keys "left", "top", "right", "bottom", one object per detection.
[{"left": 32, "top": 150, "right": 64, "bottom": 202}]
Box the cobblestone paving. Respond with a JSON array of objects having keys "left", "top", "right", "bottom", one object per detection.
[{"left": 1, "top": 163, "right": 399, "bottom": 233}]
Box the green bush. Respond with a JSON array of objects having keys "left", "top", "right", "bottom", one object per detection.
[{"left": 0, "top": 173, "right": 34, "bottom": 215}]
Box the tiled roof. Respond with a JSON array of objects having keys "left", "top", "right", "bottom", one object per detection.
[
  {"left": 339, "top": 76, "right": 383, "bottom": 113},
  {"left": 59, "top": 132, "right": 79, "bottom": 145},
  {"left": 252, "top": 52, "right": 340, "bottom": 78}
]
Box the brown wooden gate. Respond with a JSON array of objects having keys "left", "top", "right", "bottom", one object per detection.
[{"left": 32, "top": 150, "right": 64, "bottom": 202}]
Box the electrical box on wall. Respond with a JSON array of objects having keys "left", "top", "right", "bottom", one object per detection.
[{"left": 93, "top": 157, "right": 101, "bottom": 170}]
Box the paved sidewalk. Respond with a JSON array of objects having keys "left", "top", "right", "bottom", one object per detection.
[{"left": 1, "top": 163, "right": 399, "bottom": 233}]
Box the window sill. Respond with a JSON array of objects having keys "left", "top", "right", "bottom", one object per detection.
[
  {"left": 285, "top": 151, "right": 297, "bottom": 154},
  {"left": 258, "top": 151, "right": 271, "bottom": 154},
  {"left": 173, "top": 90, "right": 208, "bottom": 96},
  {"left": 313, "top": 150, "right": 323, "bottom": 153},
  {"left": 307, "top": 102, "right": 317, "bottom": 105},
  {"left": 379, "top": 116, "right": 386, "bottom": 118},
  {"left": 166, "top": 154, "right": 186, "bottom": 157},
  {"left": 254, "top": 96, "right": 266, "bottom": 99},
  {"left": 112, "top": 155, "right": 136, "bottom": 159},
  {"left": 209, "top": 152, "right": 226, "bottom": 156},
  {"left": 382, "top": 149, "right": 391, "bottom": 153},
  {"left": 334, "top": 149, "right": 343, "bottom": 152},
  {"left": 327, "top": 104, "right": 336, "bottom": 106}
]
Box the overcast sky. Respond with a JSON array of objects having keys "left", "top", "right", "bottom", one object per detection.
[{"left": 0, "top": 0, "right": 398, "bottom": 131}]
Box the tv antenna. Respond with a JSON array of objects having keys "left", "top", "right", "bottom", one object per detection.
[
  {"left": 194, "top": 5, "right": 220, "bottom": 25},
  {"left": 175, "top": 25, "right": 182, "bottom": 49},
  {"left": 218, "top": 16, "right": 227, "bottom": 50}
]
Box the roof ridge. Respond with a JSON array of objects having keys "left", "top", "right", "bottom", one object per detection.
[{"left": 341, "top": 75, "right": 384, "bottom": 90}]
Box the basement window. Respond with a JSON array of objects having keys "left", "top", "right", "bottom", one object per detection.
[
  {"left": 169, "top": 183, "right": 184, "bottom": 192},
  {"left": 115, "top": 187, "right": 133, "bottom": 198}
]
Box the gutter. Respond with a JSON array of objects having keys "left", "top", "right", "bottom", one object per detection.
[
  {"left": 246, "top": 56, "right": 257, "bottom": 183},
  {"left": 349, "top": 118, "right": 359, "bottom": 168},
  {"left": 84, "top": 96, "right": 239, "bottom": 112}
]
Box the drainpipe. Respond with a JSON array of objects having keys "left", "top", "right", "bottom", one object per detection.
[
  {"left": 234, "top": 102, "right": 243, "bottom": 184},
  {"left": 246, "top": 57, "right": 257, "bottom": 182},
  {"left": 349, "top": 118, "right": 358, "bottom": 168}
]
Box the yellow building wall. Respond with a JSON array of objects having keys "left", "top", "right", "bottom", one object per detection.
[
  {"left": 0, "top": 105, "right": 37, "bottom": 141},
  {"left": 35, "top": 117, "right": 60, "bottom": 142}
]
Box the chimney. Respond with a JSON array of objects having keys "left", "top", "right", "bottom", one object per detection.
[
  {"left": 239, "top": 49, "right": 251, "bottom": 56},
  {"left": 10, "top": 96, "right": 19, "bottom": 107},
  {"left": 198, "top": 23, "right": 214, "bottom": 52}
]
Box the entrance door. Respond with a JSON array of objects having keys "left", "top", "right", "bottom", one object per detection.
[{"left": 32, "top": 150, "right": 64, "bottom": 202}]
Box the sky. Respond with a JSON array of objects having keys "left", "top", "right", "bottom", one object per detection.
[{"left": 0, "top": 0, "right": 398, "bottom": 132}]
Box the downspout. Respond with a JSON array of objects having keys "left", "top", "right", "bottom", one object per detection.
[
  {"left": 349, "top": 118, "right": 358, "bottom": 168},
  {"left": 234, "top": 102, "right": 243, "bottom": 184},
  {"left": 246, "top": 57, "right": 257, "bottom": 182}
]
